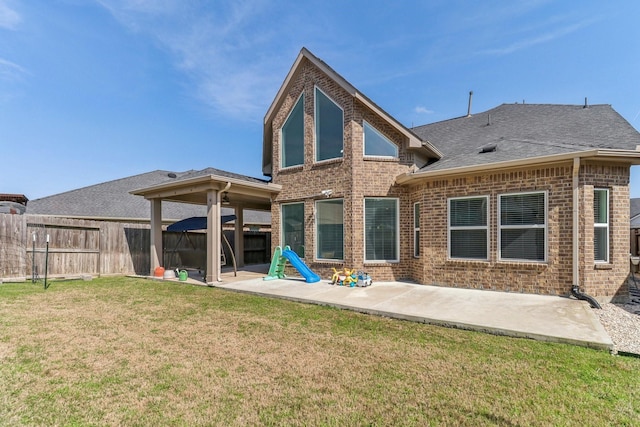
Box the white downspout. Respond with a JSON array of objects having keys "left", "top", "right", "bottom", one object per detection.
[
  {"left": 572, "top": 157, "right": 580, "bottom": 288},
  {"left": 570, "top": 157, "right": 602, "bottom": 309},
  {"left": 217, "top": 182, "right": 231, "bottom": 282}
]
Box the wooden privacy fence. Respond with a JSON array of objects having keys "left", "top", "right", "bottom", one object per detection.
[
  {"left": 0, "top": 214, "right": 271, "bottom": 280},
  {"left": 0, "top": 214, "right": 151, "bottom": 280}
]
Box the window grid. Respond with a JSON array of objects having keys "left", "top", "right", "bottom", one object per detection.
[
  {"left": 314, "top": 86, "right": 344, "bottom": 162},
  {"left": 364, "top": 198, "right": 399, "bottom": 262},
  {"left": 281, "top": 93, "right": 304, "bottom": 168},
  {"left": 414, "top": 202, "right": 420, "bottom": 258},
  {"left": 315, "top": 199, "right": 344, "bottom": 261},
  {"left": 498, "top": 191, "right": 547, "bottom": 263},
  {"left": 363, "top": 120, "right": 399, "bottom": 158},
  {"left": 281, "top": 202, "right": 305, "bottom": 257},
  {"left": 594, "top": 188, "right": 609, "bottom": 263},
  {"left": 448, "top": 196, "right": 489, "bottom": 260}
]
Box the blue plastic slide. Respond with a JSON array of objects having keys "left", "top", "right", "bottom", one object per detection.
[{"left": 281, "top": 249, "right": 321, "bottom": 283}]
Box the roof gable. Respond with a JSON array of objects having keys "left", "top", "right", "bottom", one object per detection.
[{"left": 262, "top": 48, "right": 441, "bottom": 176}]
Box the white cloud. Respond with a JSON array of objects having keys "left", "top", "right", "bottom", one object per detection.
[
  {"left": 95, "top": 0, "right": 293, "bottom": 121},
  {"left": 0, "top": 0, "right": 21, "bottom": 30},
  {"left": 414, "top": 106, "right": 434, "bottom": 114},
  {"left": 478, "top": 18, "right": 596, "bottom": 56},
  {"left": 0, "top": 57, "right": 27, "bottom": 81}
]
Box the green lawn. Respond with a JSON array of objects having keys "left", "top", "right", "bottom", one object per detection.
[{"left": 0, "top": 277, "right": 638, "bottom": 426}]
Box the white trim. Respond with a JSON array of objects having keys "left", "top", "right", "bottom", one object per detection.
[
  {"left": 280, "top": 92, "right": 305, "bottom": 169},
  {"left": 413, "top": 201, "right": 420, "bottom": 258},
  {"left": 363, "top": 120, "right": 399, "bottom": 159},
  {"left": 594, "top": 188, "right": 610, "bottom": 263},
  {"left": 315, "top": 198, "right": 344, "bottom": 262},
  {"left": 447, "top": 195, "right": 489, "bottom": 261},
  {"left": 314, "top": 85, "right": 344, "bottom": 163},
  {"left": 498, "top": 191, "right": 548, "bottom": 263},
  {"left": 131, "top": 174, "right": 281, "bottom": 197},
  {"left": 364, "top": 197, "right": 400, "bottom": 263},
  {"left": 396, "top": 149, "right": 640, "bottom": 185},
  {"left": 572, "top": 157, "right": 580, "bottom": 286}
]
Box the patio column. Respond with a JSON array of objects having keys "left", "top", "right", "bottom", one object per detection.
[
  {"left": 206, "top": 190, "right": 221, "bottom": 283},
  {"left": 150, "top": 198, "right": 163, "bottom": 275},
  {"left": 235, "top": 205, "right": 245, "bottom": 267}
]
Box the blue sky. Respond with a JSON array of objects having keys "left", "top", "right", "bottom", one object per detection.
[{"left": 2, "top": 0, "right": 640, "bottom": 200}]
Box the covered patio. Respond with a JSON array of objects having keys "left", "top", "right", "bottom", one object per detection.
[{"left": 131, "top": 171, "right": 280, "bottom": 284}]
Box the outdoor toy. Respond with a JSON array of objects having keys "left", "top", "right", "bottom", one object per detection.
[
  {"left": 343, "top": 269, "right": 357, "bottom": 287},
  {"left": 330, "top": 267, "right": 342, "bottom": 285},
  {"left": 330, "top": 267, "right": 370, "bottom": 287},
  {"left": 264, "top": 246, "right": 320, "bottom": 283},
  {"left": 356, "top": 271, "right": 372, "bottom": 287}
]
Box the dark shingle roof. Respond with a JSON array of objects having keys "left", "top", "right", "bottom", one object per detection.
[
  {"left": 177, "top": 167, "right": 271, "bottom": 184},
  {"left": 27, "top": 169, "right": 271, "bottom": 224},
  {"left": 411, "top": 104, "right": 640, "bottom": 172},
  {"left": 631, "top": 198, "right": 640, "bottom": 222}
]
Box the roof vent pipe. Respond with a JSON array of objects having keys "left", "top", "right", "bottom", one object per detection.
[
  {"left": 584, "top": 97, "right": 588, "bottom": 108},
  {"left": 466, "top": 91, "right": 473, "bottom": 117}
]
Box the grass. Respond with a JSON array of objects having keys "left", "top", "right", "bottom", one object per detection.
[{"left": 0, "top": 277, "right": 638, "bottom": 426}]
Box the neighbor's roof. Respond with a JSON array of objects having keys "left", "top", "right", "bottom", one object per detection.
[
  {"left": 631, "top": 198, "right": 640, "bottom": 229},
  {"left": 28, "top": 169, "right": 272, "bottom": 224},
  {"left": 397, "top": 103, "right": 640, "bottom": 182},
  {"left": 0, "top": 194, "right": 28, "bottom": 204},
  {"left": 631, "top": 198, "right": 640, "bottom": 217}
]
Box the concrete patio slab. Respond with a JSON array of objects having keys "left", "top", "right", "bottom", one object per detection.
[{"left": 214, "top": 276, "right": 614, "bottom": 352}]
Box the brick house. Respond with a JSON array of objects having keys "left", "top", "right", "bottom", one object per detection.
[{"left": 263, "top": 48, "right": 640, "bottom": 302}]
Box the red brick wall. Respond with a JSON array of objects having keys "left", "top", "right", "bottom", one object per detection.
[
  {"left": 408, "top": 161, "right": 630, "bottom": 301},
  {"left": 270, "top": 58, "right": 414, "bottom": 281},
  {"left": 268, "top": 58, "right": 632, "bottom": 301},
  {"left": 579, "top": 162, "right": 630, "bottom": 301}
]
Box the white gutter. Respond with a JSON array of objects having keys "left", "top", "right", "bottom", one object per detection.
[
  {"left": 216, "top": 182, "right": 232, "bottom": 282},
  {"left": 573, "top": 157, "right": 580, "bottom": 288},
  {"left": 130, "top": 174, "right": 281, "bottom": 196},
  {"left": 396, "top": 148, "right": 640, "bottom": 184}
]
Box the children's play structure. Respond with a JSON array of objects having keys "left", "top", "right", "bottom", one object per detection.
[
  {"left": 264, "top": 247, "right": 373, "bottom": 286},
  {"left": 264, "top": 246, "right": 321, "bottom": 283}
]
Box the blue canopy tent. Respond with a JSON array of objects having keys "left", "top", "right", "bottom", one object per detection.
[
  {"left": 167, "top": 215, "right": 236, "bottom": 232},
  {"left": 166, "top": 215, "right": 237, "bottom": 277}
]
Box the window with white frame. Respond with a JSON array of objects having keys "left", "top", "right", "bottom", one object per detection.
[
  {"left": 414, "top": 202, "right": 420, "bottom": 257},
  {"left": 364, "top": 121, "right": 398, "bottom": 158},
  {"left": 315, "top": 87, "right": 343, "bottom": 162},
  {"left": 594, "top": 188, "right": 609, "bottom": 263},
  {"left": 281, "top": 202, "right": 305, "bottom": 257},
  {"left": 281, "top": 94, "right": 304, "bottom": 168},
  {"left": 316, "top": 199, "right": 344, "bottom": 260},
  {"left": 365, "top": 198, "right": 399, "bottom": 262},
  {"left": 499, "top": 191, "right": 547, "bottom": 262},
  {"left": 448, "top": 196, "right": 489, "bottom": 260}
]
